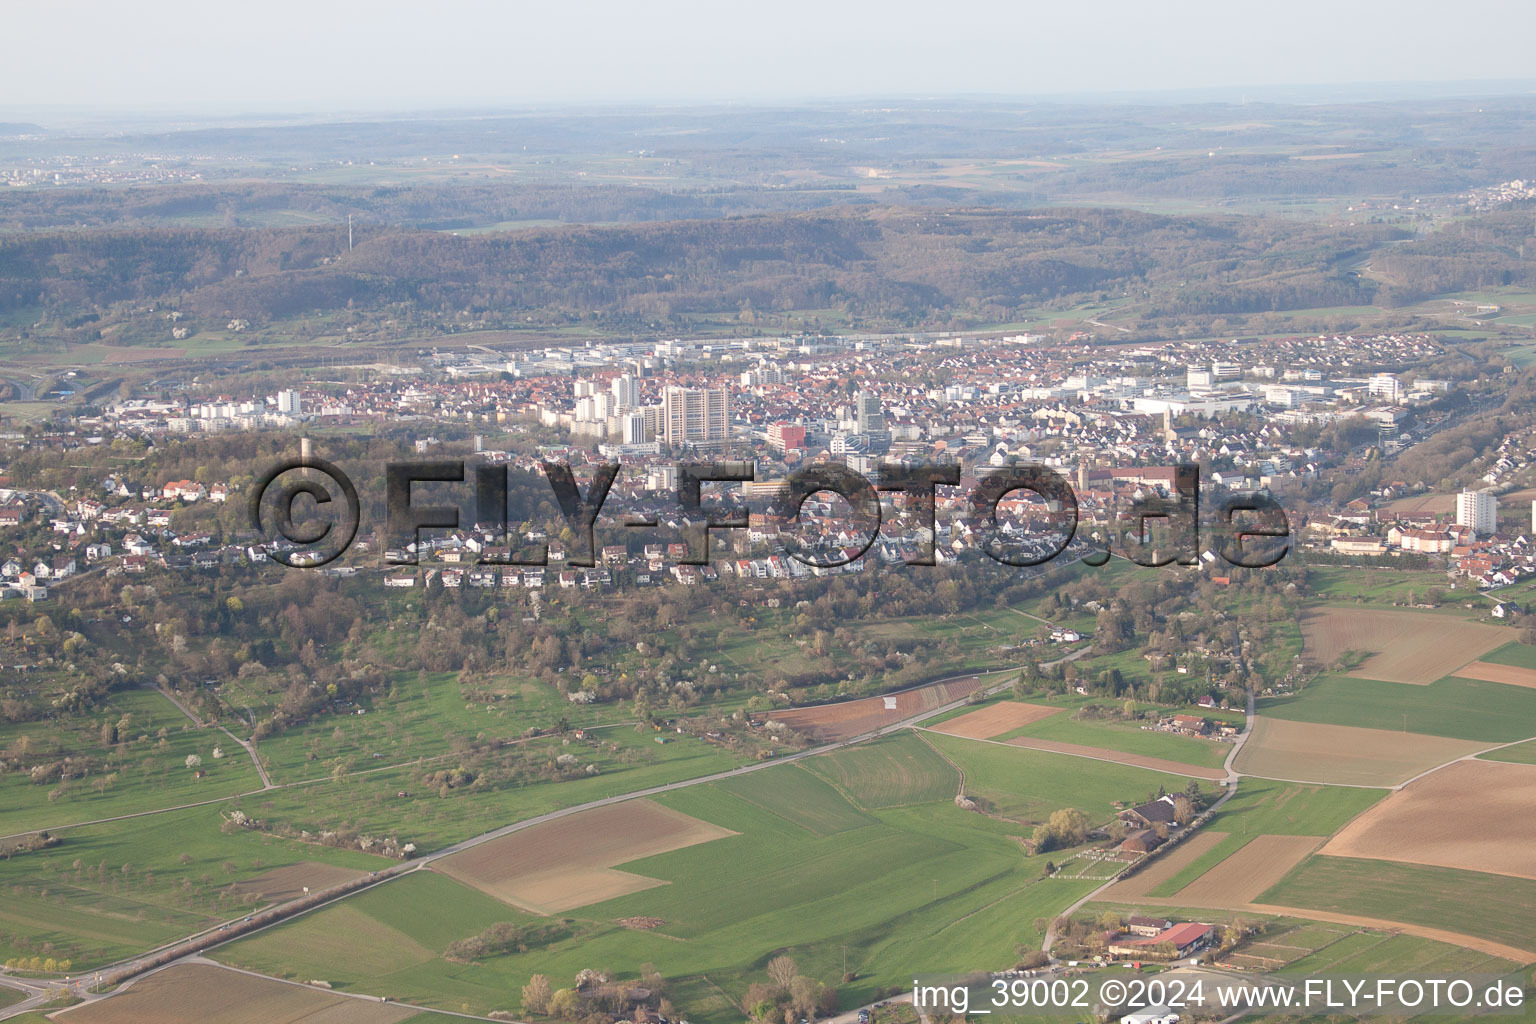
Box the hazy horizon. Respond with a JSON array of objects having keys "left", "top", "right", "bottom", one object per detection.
[{"left": 8, "top": 0, "right": 1536, "bottom": 118}]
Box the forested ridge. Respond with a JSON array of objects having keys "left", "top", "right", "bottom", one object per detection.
[{"left": 0, "top": 206, "right": 1410, "bottom": 327}]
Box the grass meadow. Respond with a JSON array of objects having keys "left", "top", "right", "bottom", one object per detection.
[
  {"left": 213, "top": 760, "right": 1104, "bottom": 1021},
  {"left": 1258, "top": 674, "right": 1536, "bottom": 743},
  {"left": 1144, "top": 778, "right": 1384, "bottom": 897},
  {"left": 923, "top": 730, "right": 1203, "bottom": 823},
  {"left": 1261, "top": 856, "right": 1536, "bottom": 955}
]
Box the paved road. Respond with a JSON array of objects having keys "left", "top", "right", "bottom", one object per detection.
[
  {"left": 5, "top": 487, "right": 64, "bottom": 516},
  {"left": 10, "top": 653, "right": 1521, "bottom": 1023},
  {"left": 1039, "top": 688, "right": 1256, "bottom": 957},
  {"left": 0, "top": 970, "right": 55, "bottom": 1020},
  {"left": 4, "top": 657, "right": 1094, "bottom": 1021}
]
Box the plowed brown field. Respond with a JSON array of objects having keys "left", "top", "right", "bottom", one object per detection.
[
  {"left": 761, "top": 676, "right": 986, "bottom": 740},
  {"left": 231, "top": 862, "right": 368, "bottom": 903},
  {"left": 1300, "top": 608, "right": 1506, "bottom": 683},
  {"left": 1234, "top": 717, "right": 1486, "bottom": 787},
  {"left": 1451, "top": 661, "right": 1536, "bottom": 689},
  {"left": 930, "top": 701, "right": 1060, "bottom": 739},
  {"left": 1320, "top": 759, "right": 1536, "bottom": 880},
  {"left": 1100, "top": 831, "right": 1230, "bottom": 899},
  {"left": 1173, "top": 835, "right": 1323, "bottom": 904},
  {"left": 433, "top": 798, "right": 736, "bottom": 913}
]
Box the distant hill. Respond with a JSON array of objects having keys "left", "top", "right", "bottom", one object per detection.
[
  {"left": 0, "top": 206, "right": 1402, "bottom": 328},
  {"left": 0, "top": 123, "right": 44, "bottom": 135}
]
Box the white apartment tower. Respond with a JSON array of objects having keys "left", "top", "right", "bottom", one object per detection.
[
  {"left": 611, "top": 374, "right": 641, "bottom": 410},
  {"left": 574, "top": 393, "right": 613, "bottom": 423},
  {"left": 620, "top": 411, "right": 649, "bottom": 446},
  {"left": 662, "top": 386, "right": 730, "bottom": 448},
  {"left": 1456, "top": 488, "right": 1498, "bottom": 537}
]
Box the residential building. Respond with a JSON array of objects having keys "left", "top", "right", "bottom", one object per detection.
[
  {"left": 767, "top": 423, "right": 806, "bottom": 453},
  {"left": 855, "top": 391, "right": 885, "bottom": 435},
  {"left": 611, "top": 374, "right": 641, "bottom": 409},
  {"left": 662, "top": 386, "right": 730, "bottom": 448},
  {"left": 1456, "top": 489, "right": 1498, "bottom": 537}
]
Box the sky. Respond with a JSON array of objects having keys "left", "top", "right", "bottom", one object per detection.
[{"left": 9, "top": 0, "right": 1536, "bottom": 114}]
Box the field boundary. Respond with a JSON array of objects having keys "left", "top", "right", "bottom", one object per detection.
[{"left": 916, "top": 728, "right": 1225, "bottom": 780}]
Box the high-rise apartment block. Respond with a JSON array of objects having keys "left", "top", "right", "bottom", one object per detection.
[{"left": 663, "top": 386, "right": 730, "bottom": 448}]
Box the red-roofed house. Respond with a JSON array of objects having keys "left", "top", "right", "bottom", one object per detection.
[{"left": 1108, "top": 922, "right": 1215, "bottom": 959}]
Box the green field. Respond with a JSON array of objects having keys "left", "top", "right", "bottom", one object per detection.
[
  {"left": 1478, "top": 641, "right": 1536, "bottom": 670},
  {"left": 0, "top": 1010, "right": 68, "bottom": 1024},
  {"left": 1261, "top": 856, "right": 1536, "bottom": 957},
  {"left": 1259, "top": 674, "right": 1536, "bottom": 743},
  {"left": 804, "top": 731, "right": 959, "bottom": 809},
  {"left": 1482, "top": 738, "right": 1536, "bottom": 764},
  {"left": 923, "top": 730, "right": 1201, "bottom": 824},
  {"left": 247, "top": 670, "right": 622, "bottom": 786},
  {"left": 215, "top": 769, "right": 1099, "bottom": 1022},
  {"left": 1304, "top": 566, "right": 1467, "bottom": 606},
  {"left": 212, "top": 872, "right": 532, "bottom": 1012},
  {"left": 236, "top": 723, "right": 750, "bottom": 851},
  {"left": 0, "top": 707, "right": 751, "bottom": 970},
  {"left": 993, "top": 712, "right": 1231, "bottom": 769},
  {"left": 1285, "top": 930, "right": 1517, "bottom": 975},
  {"left": 0, "top": 688, "right": 261, "bottom": 834},
  {"left": 0, "top": 803, "right": 387, "bottom": 968},
  {"left": 714, "top": 764, "right": 876, "bottom": 835},
  {"left": 1146, "top": 779, "right": 1384, "bottom": 897}
]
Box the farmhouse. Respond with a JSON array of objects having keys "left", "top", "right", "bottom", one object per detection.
[
  {"left": 1127, "top": 915, "right": 1173, "bottom": 938},
  {"left": 1107, "top": 922, "right": 1215, "bottom": 960},
  {"left": 1122, "top": 795, "right": 1180, "bottom": 828}
]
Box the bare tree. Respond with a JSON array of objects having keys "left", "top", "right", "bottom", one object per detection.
[
  {"left": 767, "top": 955, "right": 799, "bottom": 990},
  {"left": 522, "top": 974, "right": 553, "bottom": 1015}
]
